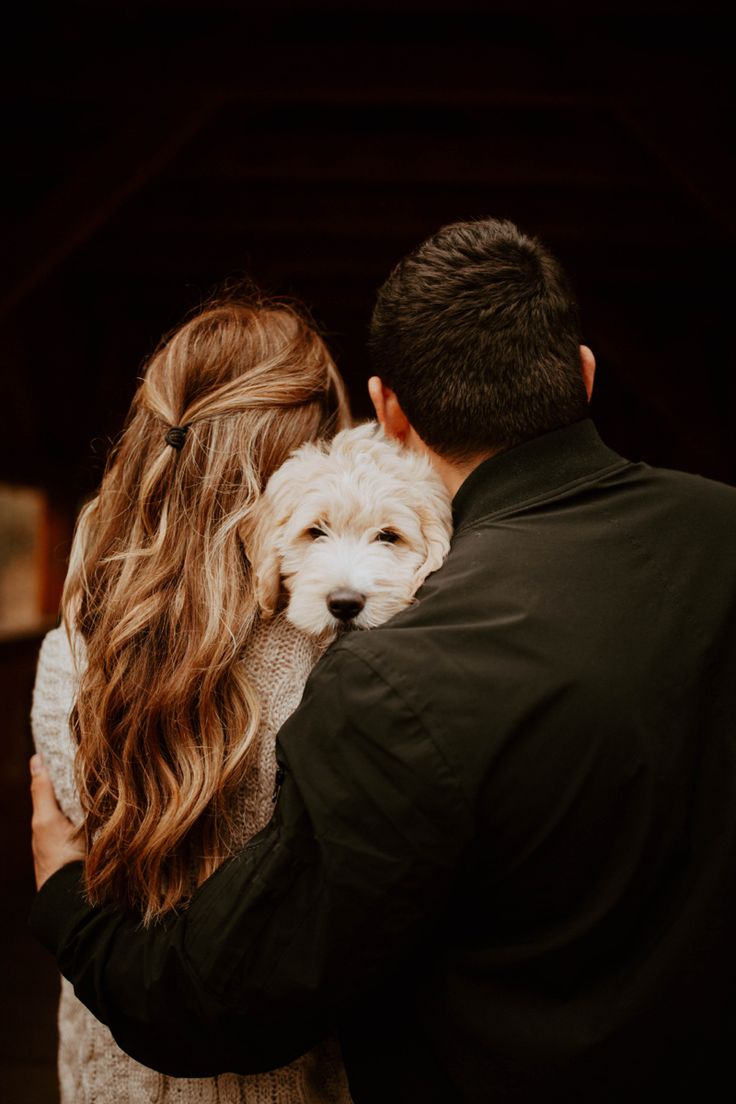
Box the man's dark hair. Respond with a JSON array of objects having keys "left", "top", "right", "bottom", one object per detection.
[{"left": 369, "top": 218, "right": 589, "bottom": 459}]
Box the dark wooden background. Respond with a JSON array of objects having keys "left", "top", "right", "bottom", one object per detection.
[{"left": 1, "top": 2, "right": 733, "bottom": 1099}]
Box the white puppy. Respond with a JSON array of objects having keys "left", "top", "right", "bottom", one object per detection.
[{"left": 248, "top": 423, "right": 453, "bottom": 638}]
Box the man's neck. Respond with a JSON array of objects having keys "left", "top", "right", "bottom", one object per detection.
[
  {"left": 404, "top": 425, "right": 495, "bottom": 497},
  {"left": 429, "top": 448, "right": 496, "bottom": 497}
]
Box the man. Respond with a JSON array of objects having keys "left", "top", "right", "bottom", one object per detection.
[{"left": 30, "top": 219, "right": 736, "bottom": 1102}]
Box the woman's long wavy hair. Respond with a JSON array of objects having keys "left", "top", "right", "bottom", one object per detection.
[{"left": 62, "top": 296, "right": 350, "bottom": 924}]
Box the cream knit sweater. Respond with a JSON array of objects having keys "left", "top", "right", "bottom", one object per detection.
[{"left": 31, "top": 620, "right": 352, "bottom": 1104}]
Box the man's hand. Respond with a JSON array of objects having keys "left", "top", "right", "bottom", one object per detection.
[{"left": 30, "top": 754, "right": 85, "bottom": 890}]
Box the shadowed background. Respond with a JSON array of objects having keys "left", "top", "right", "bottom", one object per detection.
[{"left": 1, "top": 1, "right": 733, "bottom": 1099}]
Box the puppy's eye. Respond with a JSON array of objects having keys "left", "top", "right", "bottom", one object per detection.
[
  {"left": 306, "top": 526, "right": 327, "bottom": 540},
  {"left": 375, "top": 529, "right": 400, "bottom": 544}
]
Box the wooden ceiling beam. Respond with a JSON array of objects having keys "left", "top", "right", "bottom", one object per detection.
[
  {"left": 0, "top": 95, "right": 221, "bottom": 321},
  {"left": 613, "top": 96, "right": 736, "bottom": 240},
  {"left": 585, "top": 298, "right": 730, "bottom": 473},
  {"left": 11, "top": 41, "right": 596, "bottom": 109}
]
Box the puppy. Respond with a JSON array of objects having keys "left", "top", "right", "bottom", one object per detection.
[{"left": 248, "top": 423, "right": 453, "bottom": 638}]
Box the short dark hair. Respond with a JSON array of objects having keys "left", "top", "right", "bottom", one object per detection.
[{"left": 369, "top": 218, "right": 589, "bottom": 459}]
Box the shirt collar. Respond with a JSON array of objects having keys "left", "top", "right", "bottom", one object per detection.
[{"left": 451, "top": 419, "right": 628, "bottom": 532}]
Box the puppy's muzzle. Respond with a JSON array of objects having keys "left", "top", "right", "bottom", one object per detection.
[{"left": 327, "top": 589, "right": 366, "bottom": 622}]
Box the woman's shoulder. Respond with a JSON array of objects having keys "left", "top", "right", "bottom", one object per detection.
[
  {"left": 36, "top": 624, "right": 86, "bottom": 678},
  {"left": 245, "top": 615, "right": 325, "bottom": 677},
  {"left": 33, "top": 627, "right": 77, "bottom": 707},
  {"left": 242, "top": 616, "right": 327, "bottom": 742}
]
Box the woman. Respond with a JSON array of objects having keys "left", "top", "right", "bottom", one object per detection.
[{"left": 31, "top": 295, "right": 353, "bottom": 1103}]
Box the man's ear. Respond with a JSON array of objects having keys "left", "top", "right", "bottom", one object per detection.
[
  {"left": 580, "top": 345, "right": 596, "bottom": 401},
  {"left": 367, "top": 376, "right": 411, "bottom": 442}
]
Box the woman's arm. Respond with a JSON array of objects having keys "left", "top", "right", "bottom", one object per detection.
[
  {"left": 30, "top": 644, "right": 471, "bottom": 1076},
  {"left": 30, "top": 627, "right": 84, "bottom": 824}
]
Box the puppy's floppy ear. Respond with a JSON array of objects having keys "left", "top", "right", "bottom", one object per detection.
[
  {"left": 245, "top": 449, "right": 313, "bottom": 619},
  {"left": 243, "top": 500, "right": 282, "bottom": 620},
  {"left": 412, "top": 502, "right": 453, "bottom": 593}
]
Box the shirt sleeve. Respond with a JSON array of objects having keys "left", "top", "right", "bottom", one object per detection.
[{"left": 29, "top": 644, "right": 471, "bottom": 1077}]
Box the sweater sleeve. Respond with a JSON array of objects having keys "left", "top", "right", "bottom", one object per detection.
[
  {"left": 29, "top": 644, "right": 472, "bottom": 1077},
  {"left": 30, "top": 627, "right": 83, "bottom": 824}
]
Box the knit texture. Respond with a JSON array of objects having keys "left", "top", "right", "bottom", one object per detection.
[{"left": 31, "top": 622, "right": 352, "bottom": 1104}]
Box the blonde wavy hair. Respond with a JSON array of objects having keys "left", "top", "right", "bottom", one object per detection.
[{"left": 62, "top": 296, "right": 350, "bottom": 924}]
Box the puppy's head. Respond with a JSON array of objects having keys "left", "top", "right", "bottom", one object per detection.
[{"left": 247, "top": 424, "right": 452, "bottom": 638}]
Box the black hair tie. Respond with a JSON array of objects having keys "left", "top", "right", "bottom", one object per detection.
[{"left": 165, "top": 425, "right": 189, "bottom": 450}]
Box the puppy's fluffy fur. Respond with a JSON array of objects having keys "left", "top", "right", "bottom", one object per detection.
[{"left": 248, "top": 423, "right": 453, "bottom": 638}]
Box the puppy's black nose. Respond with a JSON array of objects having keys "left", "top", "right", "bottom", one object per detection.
[{"left": 327, "top": 589, "right": 365, "bottom": 621}]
